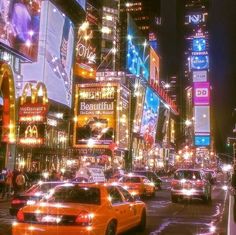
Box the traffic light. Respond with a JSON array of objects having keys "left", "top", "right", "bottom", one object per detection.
[{"left": 227, "top": 138, "right": 230, "bottom": 147}]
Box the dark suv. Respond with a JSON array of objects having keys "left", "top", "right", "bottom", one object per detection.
[{"left": 133, "top": 171, "right": 162, "bottom": 190}]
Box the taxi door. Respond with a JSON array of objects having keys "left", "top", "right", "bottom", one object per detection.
[{"left": 107, "top": 186, "right": 130, "bottom": 232}]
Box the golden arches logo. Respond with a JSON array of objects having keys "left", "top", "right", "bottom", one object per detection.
[
  {"left": 25, "top": 125, "right": 38, "bottom": 138},
  {"left": 20, "top": 82, "right": 48, "bottom": 105}
]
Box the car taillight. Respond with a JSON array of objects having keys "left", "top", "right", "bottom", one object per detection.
[
  {"left": 171, "top": 180, "right": 179, "bottom": 187},
  {"left": 75, "top": 211, "right": 93, "bottom": 226},
  {"left": 196, "top": 181, "right": 204, "bottom": 187},
  {"left": 12, "top": 199, "right": 25, "bottom": 204},
  {"left": 16, "top": 210, "right": 24, "bottom": 222}
]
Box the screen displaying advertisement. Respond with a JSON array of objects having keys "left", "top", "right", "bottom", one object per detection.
[
  {"left": 127, "top": 14, "right": 150, "bottom": 81},
  {"left": 194, "top": 106, "right": 210, "bottom": 134},
  {"left": 194, "top": 82, "right": 210, "bottom": 105},
  {"left": 118, "top": 86, "right": 130, "bottom": 149},
  {"left": 156, "top": 101, "right": 170, "bottom": 142},
  {"left": 74, "top": 21, "right": 96, "bottom": 80},
  {"left": 194, "top": 135, "right": 210, "bottom": 146},
  {"left": 133, "top": 83, "right": 145, "bottom": 133},
  {"left": 192, "top": 38, "right": 206, "bottom": 52},
  {"left": 191, "top": 55, "right": 209, "bottom": 70},
  {"left": 192, "top": 70, "right": 208, "bottom": 82},
  {"left": 150, "top": 47, "right": 160, "bottom": 87},
  {"left": 74, "top": 84, "right": 117, "bottom": 147},
  {"left": 170, "top": 118, "right": 175, "bottom": 144},
  {"left": 140, "top": 87, "right": 160, "bottom": 148},
  {"left": 21, "top": 1, "right": 74, "bottom": 107},
  {"left": 185, "top": 12, "right": 207, "bottom": 25},
  {"left": 0, "top": 0, "right": 41, "bottom": 61}
]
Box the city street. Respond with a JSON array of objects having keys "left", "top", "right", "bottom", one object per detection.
[{"left": 0, "top": 177, "right": 229, "bottom": 235}]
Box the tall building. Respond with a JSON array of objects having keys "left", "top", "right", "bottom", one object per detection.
[{"left": 182, "top": 0, "right": 211, "bottom": 164}]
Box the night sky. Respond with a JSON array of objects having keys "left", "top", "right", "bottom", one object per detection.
[{"left": 209, "top": 0, "right": 236, "bottom": 153}]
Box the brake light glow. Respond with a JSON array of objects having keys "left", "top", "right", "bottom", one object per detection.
[
  {"left": 171, "top": 180, "right": 179, "bottom": 187},
  {"left": 75, "top": 211, "right": 94, "bottom": 226},
  {"left": 196, "top": 181, "right": 204, "bottom": 187},
  {"left": 16, "top": 210, "right": 24, "bottom": 222},
  {"left": 12, "top": 199, "right": 25, "bottom": 204}
]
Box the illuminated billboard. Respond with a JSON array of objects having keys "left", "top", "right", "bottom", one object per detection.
[
  {"left": 191, "top": 55, "right": 209, "bottom": 70},
  {"left": 150, "top": 47, "right": 160, "bottom": 87},
  {"left": 192, "top": 70, "right": 207, "bottom": 82},
  {"left": 140, "top": 87, "right": 160, "bottom": 148},
  {"left": 192, "top": 38, "right": 206, "bottom": 52},
  {"left": 127, "top": 14, "right": 149, "bottom": 81},
  {"left": 194, "top": 106, "right": 210, "bottom": 134},
  {"left": 74, "top": 20, "right": 96, "bottom": 80},
  {"left": 185, "top": 12, "right": 207, "bottom": 25},
  {"left": 74, "top": 84, "right": 117, "bottom": 147},
  {"left": 118, "top": 86, "right": 130, "bottom": 149},
  {"left": 156, "top": 101, "right": 170, "bottom": 142},
  {"left": 0, "top": 0, "right": 41, "bottom": 61},
  {"left": 133, "top": 83, "right": 145, "bottom": 133},
  {"left": 194, "top": 135, "right": 210, "bottom": 146},
  {"left": 194, "top": 82, "right": 210, "bottom": 105},
  {"left": 21, "top": 1, "right": 75, "bottom": 107}
]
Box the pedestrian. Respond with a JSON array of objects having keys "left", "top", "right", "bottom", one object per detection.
[
  {"left": 2, "top": 170, "right": 13, "bottom": 199},
  {"left": 15, "top": 170, "right": 25, "bottom": 193},
  {"left": 231, "top": 164, "right": 236, "bottom": 222}
]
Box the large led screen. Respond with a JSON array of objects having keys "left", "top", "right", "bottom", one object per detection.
[
  {"left": 194, "top": 82, "right": 210, "bottom": 105},
  {"left": 194, "top": 106, "right": 210, "bottom": 134},
  {"left": 74, "top": 84, "right": 117, "bottom": 147},
  {"left": 21, "top": 1, "right": 74, "bottom": 107},
  {"left": 0, "top": 0, "right": 41, "bottom": 61},
  {"left": 191, "top": 55, "right": 209, "bottom": 70},
  {"left": 127, "top": 14, "right": 149, "bottom": 81},
  {"left": 140, "top": 87, "right": 160, "bottom": 148},
  {"left": 192, "top": 70, "right": 207, "bottom": 82}
]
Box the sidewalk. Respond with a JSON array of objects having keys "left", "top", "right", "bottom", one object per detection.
[{"left": 228, "top": 195, "right": 236, "bottom": 235}]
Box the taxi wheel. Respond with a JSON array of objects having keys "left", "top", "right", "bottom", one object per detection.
[
  {"left": 105, "top": 220, "right": 116, "bottom": 235},
  {"left": 137, "top": 210, "right": 146, "bottom": 231}
]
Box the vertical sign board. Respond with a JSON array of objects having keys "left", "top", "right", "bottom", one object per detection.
[{"left": 193, "top": 82, "right": 210, "bottom": 105}]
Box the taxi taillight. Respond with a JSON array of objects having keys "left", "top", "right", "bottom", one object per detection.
[
  {"left": 196, "top": 181, "right": 204, "bottom": 187},
  {"left": 16, "top": 210, "right": 24, "bottom": 222},
  {"left": 171, "top": 180, "right": 179, "bottom": 187},
  {"left": 75, "top": 211, "right": 92, "bottom": 226}
]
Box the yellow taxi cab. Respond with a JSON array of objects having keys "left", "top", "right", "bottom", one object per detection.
[
  {"left": 12, "top": 183, "right": 146, "bottom": 235},
  {"left": 118, "top": 174, "right": 155, "bottom": 198}
]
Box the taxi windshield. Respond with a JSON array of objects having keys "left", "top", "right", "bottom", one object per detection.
[
  {"left": 122, "top": 177, "right": 141, "bottom": 183},
  {"left": 47, "top": 186, "right": 101, "bottom": 205}
]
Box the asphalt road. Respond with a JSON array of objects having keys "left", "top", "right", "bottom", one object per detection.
[{"left": 0, "top": 176, "right": 229, "bottom": 235}]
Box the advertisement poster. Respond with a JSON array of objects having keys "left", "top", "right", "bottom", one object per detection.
[
  {"left": 133, "top": 83, "right": 145, "bottom": 133},
  {"left": 21, "top": 1, "right": 74, "bottom": 107},
  {"left": 74, "top": 84, "right": 117, "bottom": 147},
  {"left": 194, "top": 106, "right": 210, "bottom": 134},
  {"left": 118, "top": 86, "right": 130, "bottom": 149},
  {"left": 0, "top": 0, "right": 41, "bottom": 61},
  {"left": 126, "top": 14, "right": 150, "bottom": 81},
  {"left": 140, "top": 87, "right": 160, "bottom": 148},
  {"left": 194, "top": 82, "right": 210, "bottom": 105},
  {"left": 150, "top": 47, "right": 160, "bottom": 87},
  {"left": 192, "top": 38, "right": 206, "bottom": 52}
]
